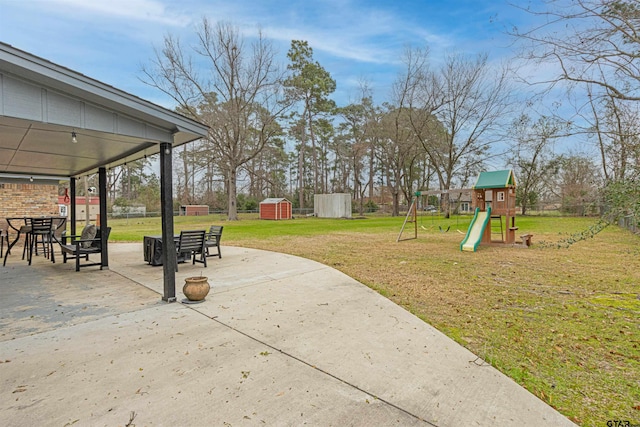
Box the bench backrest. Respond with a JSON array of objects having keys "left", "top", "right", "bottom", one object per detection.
[
  {"left": 177, "top": 230, "right": 206, "bottom": 253},
  {"left": 92, "top": 227, "right": 111, "bottom": 249},
  {"left": 207, "top": 225, "right": 223, "bottom": 242}
]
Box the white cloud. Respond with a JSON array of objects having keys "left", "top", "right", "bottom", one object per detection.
[
  {"left": 0, "top": 0, "right": 549, "bottom": 108},
  {"left": 34, "top": 0, "right": 192, "bottom": 26}
]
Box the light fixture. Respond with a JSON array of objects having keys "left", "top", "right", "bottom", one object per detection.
[{"left": 71, "top": 131, "right": 78, "bottom": 144}]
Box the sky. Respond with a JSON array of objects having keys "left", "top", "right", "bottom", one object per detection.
[{"left": 0, "top": 0, "right": 534, "bottom": 109}]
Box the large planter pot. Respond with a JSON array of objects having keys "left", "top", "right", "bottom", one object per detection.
[{"left": 183, "top": 276, "right": 210, "bottom": 302}]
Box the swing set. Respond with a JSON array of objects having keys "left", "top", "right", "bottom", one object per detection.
[{"left": 396, "top": 189, "right": 472, "bottom": 242}]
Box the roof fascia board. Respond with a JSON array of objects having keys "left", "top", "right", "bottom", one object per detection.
[{"left": 0, "top": 43, "right": 208, "bottom": 139}]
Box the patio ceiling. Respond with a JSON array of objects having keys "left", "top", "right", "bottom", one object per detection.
[{"left": 0, "top": 42, "right": 208, "bottom": 178}]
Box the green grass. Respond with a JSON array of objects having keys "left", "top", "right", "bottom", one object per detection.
[
  {"left": 108, "top": 212, "right": 403, "bottom": 241},
  {"left": 103, "top": 213, "right": 640, "bottom": 426},
  {"left": 108, "top": 213, "right": 610, "bottom": 250}
]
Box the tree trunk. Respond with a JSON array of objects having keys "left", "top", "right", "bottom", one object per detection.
[
  {"left": 298, "top": 142, "right": 305, "bottom": 210},
  {"left": 307, "top": 107, "right": 319, "bottom": 194},
  {"left": 228, "top": 167, "right": 238, "bottom": 220},
  {"left": 392, "top": 186, "right": 400, "bottom": 217},
  {"left": 368, "top": 146, "right": 375, "bottom": 201},
  {"left": 442, "top": 191, "right": 450, "bottom": 219},
  {"left": 182, "top": 145, "right": 190, "bottom": 204}
]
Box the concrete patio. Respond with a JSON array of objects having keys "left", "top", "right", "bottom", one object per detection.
[{"left": 0, "top": 243, "right": 575, "bottom": 426}]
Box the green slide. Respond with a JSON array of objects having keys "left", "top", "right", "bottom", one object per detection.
[{"left": 460, "top": 207, "right": 491, "bottom": 252}]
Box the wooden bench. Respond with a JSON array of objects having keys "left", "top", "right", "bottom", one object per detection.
[
  {"left": 204, "top": 225, "right": 223, "bottom": 259},
  {"left": 60, "top": 226, "right": 111, "bottom": 271},
  {"left": 520, "top": 234, "right": 533, "bottom": 247}
]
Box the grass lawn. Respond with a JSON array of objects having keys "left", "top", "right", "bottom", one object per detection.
[{"left": 108, "top": 213, "right": 640, "bottom": 426}]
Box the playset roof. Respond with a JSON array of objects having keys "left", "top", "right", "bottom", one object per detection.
[{"left": 473, "top": 170, "right": 516, "bottom": 189}]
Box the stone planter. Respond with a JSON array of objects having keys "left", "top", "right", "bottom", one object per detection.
[{"left": 183, "top": 276, "right": 210, "bottom": 302}]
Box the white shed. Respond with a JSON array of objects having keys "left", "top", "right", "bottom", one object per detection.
[{"left": 314, "top": 193, "right": 352, "bottom": 218}]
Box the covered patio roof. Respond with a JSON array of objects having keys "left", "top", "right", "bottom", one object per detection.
[
  {"left": 0, "top": 42, "right": 209, "bottom": 301},
  {"left": 0, "top": 42, "right": 207, "bottom": 177}
]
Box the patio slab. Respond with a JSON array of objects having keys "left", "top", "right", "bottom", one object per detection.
[{"left": 0, "top": 243, "right": 576, "bottom": 426}]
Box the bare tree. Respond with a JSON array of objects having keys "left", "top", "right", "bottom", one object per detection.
[
  {"left": 511, "top": 1, "right": 640, "bottom": 220},
  {"left": 557, "top": 155, "right": 602, "bottom": 215},
  {"left": 508, "top": 114, "right": 567, "bottom": 214},
  {"left": 511, "top": 0, "right": 640, "bottom": 102},
  {"left": 243, "top": 130, "right": 288, "bottom": 199},
  {"left": 578, "top": 87, "right": 640, "bottom": 182},
  {"left": 376, "top": 103, "right": 423, "bottom": 216},
  {"left": 142, "top": 19, "right": 288, "bottom": 220},
  {"left": 405, "top": 50, "right": 513, "bottom": 216}
]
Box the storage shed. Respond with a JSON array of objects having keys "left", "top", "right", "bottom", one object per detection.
[
  {"left": 180, "top": 205, "right": 209, "bottom": 216},
  {"left": 259, "top": 198, "right": 292, "bottom": 220},
  {"left": 314, "top": 193, "right": 352, "bottom": 218}
]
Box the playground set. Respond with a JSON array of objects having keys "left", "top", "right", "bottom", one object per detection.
[{"left": 398, "top": 170, "right": 530, "bottom": 251}]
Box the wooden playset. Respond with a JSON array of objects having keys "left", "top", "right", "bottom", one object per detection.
[
  {"left": 398, "top": 169, "right": 530, "bottom": 250},
  {"left": 469, "top": 169, "right": 518, "bottom": 246}
]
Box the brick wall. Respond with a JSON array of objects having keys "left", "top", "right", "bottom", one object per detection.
[{"left": 0, "top": 183, "right": 59, "bottom": 219}]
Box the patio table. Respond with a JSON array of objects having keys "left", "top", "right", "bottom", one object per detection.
[{"left": 2, "top": 217, "right": 66, "bottom": 267}]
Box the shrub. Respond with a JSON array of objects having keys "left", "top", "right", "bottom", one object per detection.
[{"left": 364, "top": 200, "right": 379, "bottom": 213}]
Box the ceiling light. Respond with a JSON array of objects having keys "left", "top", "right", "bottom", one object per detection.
[{"left": 71, "top": 131, "right": 78, "bottom": 144}]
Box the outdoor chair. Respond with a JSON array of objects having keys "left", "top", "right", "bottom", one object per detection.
[
  {"left": 0, "top": 218, "right": 8, "bottom": 259},
  {"left": 27, "top": 217, "right": 55, "bottom": 265},
  {"left": 204, "top": 225, "right": 223, "bottom": 259},
  {"left": 0, "top": 226, "right": 7, "bottom": 259},
  {"left": 175, "top": 230, "right": 207, "bottom": 271},
  {"left": 60, "top": 225, "right": 111, "bottom": 271}
]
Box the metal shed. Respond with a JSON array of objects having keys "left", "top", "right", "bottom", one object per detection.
[
  {"left": 314, "top": 193, "right": 352, "bottom": 218},
  {"left": 259, "top": 198, "right": 292, "bottom": 220}
]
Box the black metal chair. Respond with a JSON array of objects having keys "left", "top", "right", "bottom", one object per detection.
[
  {"left": 27, "top": 217, "right": 55, "bottom": 265},
  {"left": 175, "top": 230, "right": 207, "bottom": 271},
  {"left": 46, "top": 217, "right": 67, "bottom": 247},
  {"left": 204, "top": 225, "right": 223, "bottom": 259},
  {"left": 0, "top": 226, "right": 7, "bottom": 259}
]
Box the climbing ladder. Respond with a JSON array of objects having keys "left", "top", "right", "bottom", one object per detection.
[{"left": 490, "top": 215, "right": 503, "bottom": 242}]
